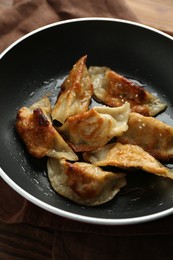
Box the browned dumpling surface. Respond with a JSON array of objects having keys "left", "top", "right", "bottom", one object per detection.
[
  {"left": 57, "top": 103, "right": 130, "bottom": 152},
  {"left": 89, "top": 66, "right": 166, "bottom": 116},
  {"left": 47, "top": 158, "right": 126, "bottom": 206},
  {"left": 83, "top": 142, "right": 173, "bottom": 179},
  {"left": 15, "top": 55, "right": 173, "bottom": 207},
  {"left": 16, "top": 97, "right": 78, "bottom": 161},
  {"left": 51, "top": 55, "right": 93, "bottom": 124},
  {"left": 118, "top": 112, "right": 173, "bottom": 161}
]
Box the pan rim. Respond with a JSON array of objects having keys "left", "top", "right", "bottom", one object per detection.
[
  {"left": 0, "top": 17, "right": 173, "bottom": 59},
  {"left": 1, "top": 166, "right": 173, "bottom": 225}
]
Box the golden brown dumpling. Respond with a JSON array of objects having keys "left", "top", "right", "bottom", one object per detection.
[
  {"left": 57, "top": 103, "right": 130, "bottom": 152},
  {"left": 89, "top": 66, "right": 166, "bottom": 116},
  {"left": 83, "top": 142, "right": 173, "bottom": 179},
  {"left": 16, "top": 97, "right": 78, "bottom": 161},
  {"left": 47, "top": 158, "right": 126, "bottom": 206},
  {"left": 118, "top": 112, "right": 173, "bottom": 161},
  {"left": 52, "top": 55, "right": 93, "bottom": 124}
]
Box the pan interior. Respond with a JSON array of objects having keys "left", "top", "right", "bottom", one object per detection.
[{"left": 1, "top": 19, "right": 173, "bottom": 223}]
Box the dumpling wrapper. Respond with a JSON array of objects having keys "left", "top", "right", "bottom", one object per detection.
[
  {"left": 118, "top": 112, "right": 173, "bottom": 161},
  {"left": 16, "top": 97, "right": 78, "bottom": 161},
  {"left": 29, "top": 96, "right": 52, "bottom": 119},
  {"left": 89, "top": 66, "right": 167, "bottom": 116},
  {"left": 57, "top": 103, "right": 130, "bottom": 152},
  {"left": 52, "top": 55, "right": 93, "bottom": 124},
  {"left": 83, "top": 142, "right": 173, "bottom": 179},
  {"left": 47, "top": 158, "right": 126, "bottom": 206}
]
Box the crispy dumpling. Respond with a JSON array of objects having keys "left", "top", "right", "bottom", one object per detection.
[
  {"left": 89, "top": 66, "right": 167, "bottom": 116},
  {"left": 16, "top": 97, "right": 78, "bottom": 161},
  {"left": 47, "top": 158, "right": 126, "bottom": 206},
  {"left": 83, "top": 142, "right": 173, "bottom": 179},
  {"left": 57, "top": 103, "right": 130, "bottom": 152},
  {"left": 118, "top": 112, "right": 173, "bottom": 161},
  {"left": 28, "top": 96, "right": 52, "bottom": 118},
  {"left": 51, "top": 55, "right": 93, "bottom": 124}
]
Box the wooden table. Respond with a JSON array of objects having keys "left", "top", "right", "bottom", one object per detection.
[
  {"left": 125, "top": 0, "right": 173, "bottom": 35},
  {"left": 0, "top": 0, "right": 173, "bottom": 35}
]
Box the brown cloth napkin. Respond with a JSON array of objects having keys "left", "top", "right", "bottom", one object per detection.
[{"left": 1, "top": 1, "right": 173, "bottom": 259}]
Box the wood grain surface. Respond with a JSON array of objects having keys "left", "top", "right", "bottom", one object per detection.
[{"left": 125, "top": 0, "right": 173, "bottom": 34}]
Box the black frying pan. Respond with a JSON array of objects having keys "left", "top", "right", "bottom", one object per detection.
[{"left": 1, "top": 18, "right": 173, "bottom": 225}]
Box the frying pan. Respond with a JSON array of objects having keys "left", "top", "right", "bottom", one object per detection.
[{"left": 1, "top": 18, "right": 173, "bottom": 225}]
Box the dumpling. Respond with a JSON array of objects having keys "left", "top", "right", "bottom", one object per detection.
[
  {"left": 16, "top": 97, "right": 78, "bottom": 161},
  {"left": 57, "top": 103, "right": 130, "bottom": 152},
  {"left": 51, "top": 55, "right": 93, "bottom": 124},
  {"left": 83, "top": 142, "right": 173, "bottom": 179},
  {"left": 47, "top": 158, "right": 126, "bottom": 206},
  {"left": 28, "top": 96, "right": 52, "bottom": 118},
  {"left": 118, "top": 112, "right": 173, "bottom": 161},
  {"left": 89, "top": 66, "right": 167, "bottom": 116}
]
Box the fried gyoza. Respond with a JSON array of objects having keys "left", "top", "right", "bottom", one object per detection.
[
  {"left": 57, "top": 103, "right": 130, "bottom": 152},
  {"left": 15, "top": 54, "right": 173, "bottom": 207},
  {"left": 52, "top": 55, "right": 93, "bottom": 124},
  {"left": 118, "top": 112, "right": 173, "bottom": 161},
  {"left": 16, "top": 97, "right": 78, "bottom": 161},
  {"left": 89, "top": 66, "right": 166, "bottom": 116},
  {"left": 47, "top": 158, "right": 126, "bottom": 206},
  {"left": 83, "top": 142, "right": 173, "bottom": 179}
]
